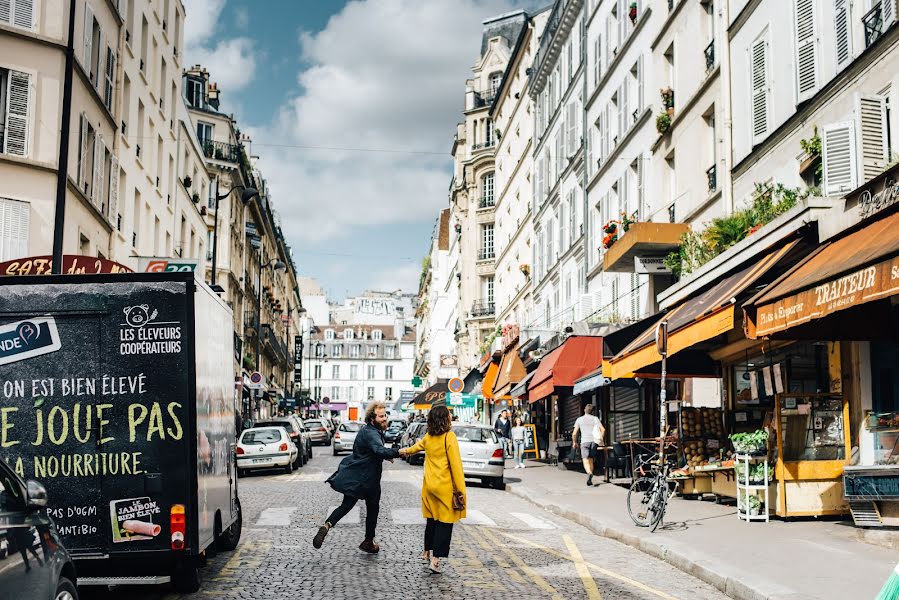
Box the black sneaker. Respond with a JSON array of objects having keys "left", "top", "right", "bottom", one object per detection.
[
  {"left": 313, "top": 525, "right": 329, "bottom": 549},
  {"left": 587, "top": 475, "right": 594, "bottom": 486}
]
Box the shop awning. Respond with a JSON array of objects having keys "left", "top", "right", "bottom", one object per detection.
[
  {"left": 745, "top": 209, "right": 899, "bottom": 338},
  {"left": 411, "top": 379, "right": 448, "bottom": 408},
  {"left": 492, "top": 344, "right": 527, "bottom": 398},
  {"left": 528, "top": 336, "right": 604, "bottom": 402},
  {"left": 461, "top": 368, "right": 483, "bottom": 393},
  {"left": 481, "top": 361, "right": 499, "bottom": 401},
  {"left": 309, "top": 402, "right": 347, "bottom": 411},
  {"left": 509, "top": 371, "right": 535, "bottom": 399},
  {"left": 607, "top": 241, "right": 799, "bottom": 379},
  {"left": 573, "top": 368, "right": 608, "bottom": 395}
]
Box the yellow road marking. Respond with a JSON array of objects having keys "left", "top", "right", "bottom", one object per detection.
[
  {"left": 454, "top": 530, "right": 508, "bottom": 591},
  {"left": 466, "top": 526, "right": 526, "bottom": 584},
  {"left": 479, "top": 527, "right": 565, "bottom": 600},
  {"left": 563, "top": 535, "right": 603, "bottom": 600},
  {"left": 498, "top": 531, "right": 679, "bottom": 600}
]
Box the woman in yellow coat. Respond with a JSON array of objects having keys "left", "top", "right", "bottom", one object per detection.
[{"left": 400, "top": 404, "right": 466, "bottom": 574}]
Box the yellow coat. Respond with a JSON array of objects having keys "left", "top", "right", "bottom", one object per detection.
[{"left": 406, "top": 431, "right": 467, "bottom": 523}]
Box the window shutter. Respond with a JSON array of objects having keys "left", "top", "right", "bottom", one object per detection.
[
  {"left": 4, "top": 70, "right": 30, "bottom": 157},
  {"left": 12, "top": 0, "right": 33, "bottom": 29},
  {"left": 94, "top": 28, "right": 104, "bottom": 87},
  {"left": 556, "top": 130, "right": 564, "bottom": 175},
  {"left": 857, "top": 95, "right": 889, "bottom": 181},
  {"left": 636, "top": 158, "right": 644, "bottom": 218},
  {"left": 750, "top": 38, "right": 769, "bottom": 144},
  {"left": 0, "top": 197, "right": 29, "bottom": 262},
  {"left": 604, "top": 16, "right": 611, "bottom": 67},
  {"left": 82, "top": 4, "right": 93, "bottom": 69},
  {"left": 568, "top": 102, "right": 578, "bottom": 156},
  {"left": 108, "top": 155, "right": 119, "bottom": 224},
  {"left": 621, "top": 77, "right": 629, "bottom": 134},
  {"left": 834, "top": 0, "right": 850, "bottom": 69},
  {"left": 822, "top": 121, "right": 857, "bottom": 195},
  {"left": 884, "top": 0, "right": 897, "bottom": 27},
  {"left": 794, "top": 0, "right": 818, "bottom": 102},
  {"left": 636, "top": 55, "right": 644, "bottom": 114},
  {"left": 620, "top": 171, "right": 630, "bottom": 218},
  {"left": 594, "top": 36, "right": 601, "bottom": 85},
  {"left": 0, "top": 1, "right": 9, "bottom": 24},
  {"left": 105, "top": 47, "right": 116, "bottom": 110},
  {"left": 92, "top": 134, "right": 103, "bottom": 208}
]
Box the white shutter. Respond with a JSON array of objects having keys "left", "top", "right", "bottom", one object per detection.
[
  {"left": 621, "top": 77, "right": 630, "bottom": 133},
  {"left": 794, "top": 0, "right": 818, "bottom": 102},
  {"left": 593, "top": 36, "right": 601, "bottom": 85},
  {"left": 578, "top": 293, "right": 594, "bottom": 321},
  {"left": 556, "top": 130, "right": 563, "bottom": 175},
  {"left": 822, "top": 121, "right": 857, "bottom": 195},
  {"left": 884, "top": 0, "right": 897, "bottom": 27},
  {"left": 4, "top": 70, "right": 30, "bottom": 156},
  {"left": 0, "top": 197, "right": 29, "bottom": 261},
  {"left": 105, "top": 47, "right": 116, "bottom": 110},
  {"left": 636, "top": 156, "right": 644, "bottom": 218},
  {"left": 94, "top": 28, "right": 104, "bottom": 87},
  {"left": 0, "top": 0, "right": 9, "bottom": 24},
  {"left": 108, "top": 155, "right": 119, "bottom": 224},
  {"left": 834, "top": 0, "right": 850, "bottom": 69},
  {"left": 82, "top": 3, "right": 93, "bottom": 69},
  {"left": 636, "top": 55, "right": 644, "bottom": 114},
  {"left": 535, "top": 157, "right": 544, "bottom": 203},
  {"left": 12, "top": 0, "right": 33, "bottom": 29},
  {"left": 618, "top": 0, "right": 626, "bottom": 47},
  {"left": 78, "top": 113, "right": 88, "bottom": 187},
  {"left": 751, "top": 38, "right": 769, "bottom": 144},
  {"left": 567, "top": 102, "right": 578, "bottom": 156},
  {"left": 858, "top": 95, "right": 889, "bottom": 181},
  {"left": 92, "top": 135, "right": 104, "bottom": 209}
]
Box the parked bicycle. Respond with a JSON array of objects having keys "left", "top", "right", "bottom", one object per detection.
[{"left": 626, "top": 451, "right": 676, "bottom": 532}]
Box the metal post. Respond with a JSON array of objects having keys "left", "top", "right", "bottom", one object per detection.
[
  {"left": 656, "top": 320, "right": 669, "bottom": 458},
  {"left": 210, "top": 178, "right": 221, "bottom": 286},
  {"left": 284, "top": 309, "right": 290, "bottom": 397},
  {"left": 255, "top": 253, "right": 263, "bottom": 376},
  {"left": 51, "top": 0, "right": 78, "bottom": 273}
]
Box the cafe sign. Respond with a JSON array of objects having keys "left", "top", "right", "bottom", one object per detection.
[
  {"left": 858, "top": 175, "right": 899, "bottom": 219},
  {"left": 753, "top": 254, "right": 899, "bottom": 336},
  {"left": 0, "top": 255, "right": 132, "bottom": 276}
]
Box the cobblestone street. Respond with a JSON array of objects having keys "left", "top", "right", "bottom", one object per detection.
[{"left": 82, "top": 446, "right": 729, "bottom": 600}]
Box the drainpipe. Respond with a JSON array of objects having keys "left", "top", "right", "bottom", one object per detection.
[
  {"left": 581, "top": 0, "right": 590, "bottom": 306},
  {"left": 51, "top": 0, "right": 77, "bottom": 273}
]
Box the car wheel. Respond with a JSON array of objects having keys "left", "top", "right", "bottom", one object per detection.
[
  {"left": 54, "top": 577, "right": 78, "bottom": 600},
  {"left": 491, "top": 476, "right": 504, "bottom": 490},
  {"left": 173, "top": 565, "right": 202, "bottom": 593},
  {"left": 217, "top": 497, "right": 242, "bottom": 552},
  {"left": 284, "top": 460, "right": 293, "bottom": 475},
  {"left": 332, "top": 447, "right": 339, "bottom": 456},
  {"left": 236, "top": 468, "right": 245, "bottom": 478},
  {"left": 306, "top": 442, "right": 313, "bottom": 460}
]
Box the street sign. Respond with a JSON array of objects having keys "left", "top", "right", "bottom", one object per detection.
[
  {"left": 411, "top": 376, "right": 423, "bottom": 387},
  {"left": 447, "top": 377, "right": 464, "bottom": 393},
  {"left": 139, "top": 257, "right": 199, "bottom": 273},
  {"left": 446, "top": 392, "right": 476, "bottom": 408},
  {"left": 246, "top": 371, "right": 265, "bottom": 391},
  {"left": 634, "top": 256, "right": 671, "bottom": 274},
  {"left": 655, "top": 321, "right": 668, "bottom": 356},
  {"left": 322, "top": 396, "right": 330, "bottom": 404}
]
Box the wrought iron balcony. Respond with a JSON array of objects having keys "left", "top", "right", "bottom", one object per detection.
[
  {"left": 478, "top": 195, "right": 496, "bottom": 209},
  {"left": 473, "top": 90, "right": 496, "bottom": 108},
  {"left": 202, "top": 139, "right": 240, "bottom": 163},
  {"left": 704, "top": 40, "right": 715, "bottom": 72},
  {"left": 478, "top": 249, "right": 495, "bottom": 260},
  {"left": 864, "top": 2, "right": 885, "bottom": 48},
  {"left": 471, "top": 140, "right": 496, "bottom": 151},
  {"left": 261, "top": 323, "right": 288, "bottom": 365},
  {"left": 470, "top": 300, "right": 495, "bottom": 318},
  {"left": 706, "top": 164, "right": 717, "bottom": 193}
]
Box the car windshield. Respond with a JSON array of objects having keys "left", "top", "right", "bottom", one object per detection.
[
  {"left": 306, "top": 420, "right": 323, "bottom": 428},
  {"left": 453, "top": 427, "right": 497, "bottom": 443},
  {"left": 340, "top": 423, "right": 361, "bottom": 432},
  {"left": 241, "top": 428, "right": 283, "bottom": 444},
  {"left": 257, "top": 420, "right": 295, "bottom": 432}
]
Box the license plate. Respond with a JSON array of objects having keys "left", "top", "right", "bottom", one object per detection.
[
  {"left": 252, "top": 458, "right": 268, "bottom": 464},
  {"left": 462, "top": 462, "right": 478, "bottom": 469}
]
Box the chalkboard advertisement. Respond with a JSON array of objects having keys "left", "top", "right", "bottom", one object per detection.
[{"left": 522, "top": 424, "right": 539, "bottom": 458}]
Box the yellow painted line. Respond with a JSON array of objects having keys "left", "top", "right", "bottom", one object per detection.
[
  {"left": 479, "top": 527, "right": 565, "bottom": 600},
  {"left": 466, "top": 526, "right": 526, "bottom": 584},
  {"left": 455, "top": 531, "right": 507, "bottom": 591},
  {"left": 498, "top": 531, "right": 679, "bottom": 600},
  {"left": 564, "top": 535, "right": 603, "bottom": 600},
  {"left": 216, "top": 539, "right": 272, "bottom": 579}
]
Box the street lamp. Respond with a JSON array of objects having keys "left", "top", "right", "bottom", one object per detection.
[
  {"left": 254, "top": 255, "right": 287, "bottom": 383},
  {"left": 210, "top": 182, "right": 259, "bottom": 287}
]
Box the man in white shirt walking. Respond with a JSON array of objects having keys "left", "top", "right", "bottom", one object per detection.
[{"left": 572, "top": 404, "right": 602, "bottom": 486}]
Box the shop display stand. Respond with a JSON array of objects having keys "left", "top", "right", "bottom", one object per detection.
[{"left": 736, "top": 453, "right": 769, "bottom": 522}]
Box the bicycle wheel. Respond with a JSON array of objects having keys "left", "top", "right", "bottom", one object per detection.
[
  {"left": 627, "top": 477, "right": 656, "bottom": 527},
  {"left": 649, "top": 485, "right": 667, "bottom": 532}
]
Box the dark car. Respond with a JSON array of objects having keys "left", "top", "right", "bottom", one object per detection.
[
  {"left": 384, "top": 420, "right": 407, "bottom": 445},
  {"left": 399, "top": 422, "right": 427, "bottom": 465},
  {"left": 0, "top": 459, "right": 78, "bottom": 600},
  {"left": 256, "top": 416, "right": 312, "bottom": 467}
]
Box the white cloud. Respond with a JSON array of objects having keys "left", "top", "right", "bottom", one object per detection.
[
  {"left": 251, "top": 0, "right": 529, "bottom": 248},
  {"left": 369, "top": 263, "right": 421, "bottom": 293},
  {"left": 234, "top": 6, "right": 249, "bottom": 29},
  {"left": 183, "top": 0, "right": 258, "bottom": 92},
  {"left": 183, "top": 0, "right": 226, "bottom": 47}
]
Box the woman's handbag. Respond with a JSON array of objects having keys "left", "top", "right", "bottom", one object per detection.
[{"left": 445, "top": 435, "right": 465, "bottom": 511}]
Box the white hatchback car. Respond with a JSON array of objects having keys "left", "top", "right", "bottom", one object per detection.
[
  {"left": 452, "top": 423, "right": 506, "bottom": 489},
  {"left": 237, "top": 426, "right": 298, "bottom": 476},
  {"left": 333, "top": 421, "right": 365, "bottom": 455}
]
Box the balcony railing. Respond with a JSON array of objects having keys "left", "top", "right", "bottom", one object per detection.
[
  {"left": 478, "top": 195, "right": 496, "bottom": 209},
  {"left": 261, "top": 323, "right": 288, "bottom": 365},
  {"left": 478, "top": 249, "right": 495, "bottom": 260},
  {"left": 244, "top": 311, "right": 258, "bottom": 335},
  {"left": 473, "top": 90, "right": 496, "bottom": 108},
  {"left": 470, "top": 300, "right": 495, "bottom": 318},
  {"left": 704, "top": 40, "right": 715, "bottom": 72},
  {"left": 706, "top": 164, "right": 717, "bottom": 193},
  {"left": 202, "top": 139, "right": 241, "bottom": 163},
  {"left": 864, "top": 2, "right": 885, "bottom": 48},
  {"left": 471, "top": 140, "right": 496, "bottom": 151}
]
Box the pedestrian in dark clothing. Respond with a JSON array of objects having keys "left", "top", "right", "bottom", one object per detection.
[
  {"left": 494, "top": 409, "right": 512, "bottom": 457},
  {"left": 313, "top": 402, "right": 399, "bottom": 553}
]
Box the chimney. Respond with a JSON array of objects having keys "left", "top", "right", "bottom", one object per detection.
[{"left": 207, "top": 82, "right": 220, "bottom": 110}]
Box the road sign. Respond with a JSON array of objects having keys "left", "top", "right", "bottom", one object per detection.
[
  {"left": 447, "top": 377, "right": 464, "bottom": 393},
  {"left": 411, "top": 376, "right": 423, "bottom": 387},
  {"left": 322, "top": 396, "right": 330, "bottom": 404}
]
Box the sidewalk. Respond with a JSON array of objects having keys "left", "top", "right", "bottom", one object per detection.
[{"left": 505, "top": 460, "right": 896, "bottom": 600}]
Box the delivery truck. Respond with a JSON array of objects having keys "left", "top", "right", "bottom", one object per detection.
[{"left": 0, "top": 272, "right": 242, "bottom": 592}]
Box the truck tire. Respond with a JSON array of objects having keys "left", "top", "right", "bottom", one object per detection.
[
  {"left": 54, "top": 576, "right": 78, "bottom": 600},
  {"left": 217, "top": 498, "right": 242, "bottom": 552},
  {"left": 173, "top": 565, "right": 202, "bottom": 593}
]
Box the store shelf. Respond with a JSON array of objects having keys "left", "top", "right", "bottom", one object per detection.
[{"left": 736, "top": 453, "right": 770, "bottom": 523}]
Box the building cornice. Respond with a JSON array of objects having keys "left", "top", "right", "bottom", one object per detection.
[{"left": 728, "top": 0, "right": 763, "bottom": 41}]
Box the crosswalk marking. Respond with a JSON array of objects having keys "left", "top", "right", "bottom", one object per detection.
[
  {"left": 255, "top": 507, "right": 296, "bottom": 526},
  {"left": 390, "top": 508, "right": 424, "bottom": 524},
  {"left": 460, "top": 509, "right": 497, "bottom": 527},
  {"left": 327, "top": 505, "right": 360, "bottom": 524},
  {"left": 510, "top": 511, "right": 556, "bottom": 529}
]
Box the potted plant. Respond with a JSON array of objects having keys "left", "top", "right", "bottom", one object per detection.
[
  {"left": 601, "top": 220, "right": 620, "bottom": 249},
  {"left": 620, "top": 211, "right": 637, "bottom": 233},
  {"left": 183, "top": 176, "right": 192, "bottom": 188},
  {"left": 628, "top": 2, "right": 638, "bottom": 23},
  {"left": 519, "top": 264, "right": 531, "bottom": 277},
  {"left": 191, "top": 192, "right": 200, "bottom": 204},
  {"left": 656, "top": 112, "right": 671, "bottom": 134},
  {"left": 660, "top": 87, "right": 675, "bottom": 114}
]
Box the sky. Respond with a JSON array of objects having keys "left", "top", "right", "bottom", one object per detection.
[{"left": 184, "top": 0, "right": 542, "bottom": 300}]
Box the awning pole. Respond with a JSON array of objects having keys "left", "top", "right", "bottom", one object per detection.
[{"left": 656, "top": 321, "right": 669, "bottom": 459}]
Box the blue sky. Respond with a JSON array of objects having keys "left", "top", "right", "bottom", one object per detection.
[{"left": 186, "top": 0, "right": 538, "bottom": 300}]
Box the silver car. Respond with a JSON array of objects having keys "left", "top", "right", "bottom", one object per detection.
[
  {"left": 305, "top": 419, "right": 331, "bottom": 446},
  {"left": 333, "top": 421, "right": 364, "bottom": 455},
  {"left": 453, "top": 423, "right": 505, "bottom": 489}
]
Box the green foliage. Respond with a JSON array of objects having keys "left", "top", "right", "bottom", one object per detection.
[
  {"left": 799, "top": 127, "right": 821, "bottom": 156},
  {"left": 479, "top": 324, "right": 503, "bottom": 355},
  {"left": 243, "top": 353, "right": 256, "bottom": 371},
  {"left": 729, "top": 429, "right": 769, "bottom": 453},
  {"left": 656, "top": 112, "right": 671, "bottom": 134}
]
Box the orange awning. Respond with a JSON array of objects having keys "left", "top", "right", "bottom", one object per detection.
[
  {"left": 607, "top": 241, "right": 799, "bottom": 380},
  {"left": 481, "top": 361, "right": 499, "bottom": 401},
  {"left": 745, "top": 210, "right": 899, "bottom": 338},
  {"left": 528, "top": 336, "right": 604, "bottom": 402},
  {"left": 492, "top": 345, "right": 527, "bottom": 399}
]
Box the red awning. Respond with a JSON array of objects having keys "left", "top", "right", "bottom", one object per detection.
[
  {"left": 481, "top": 361, "right": 499, "bottom": 401},
  {"left": 528, "top": 336, "right": 604, "bottom": 402}
]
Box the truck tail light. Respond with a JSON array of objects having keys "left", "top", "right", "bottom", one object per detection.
[
  {"left": 492, "top": 449, "right": 505, "bottom": 458},
  {"left": 236, "top": 446, "right": 244, "bottom": 455},
  {"left": 279, "top": 443, "right": 288, "bottom": 451},
  {"left": 170, "top": 504, "right": 186, "bottom": 550}
]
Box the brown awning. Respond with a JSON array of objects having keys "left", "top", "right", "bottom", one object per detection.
[
  {"left": 607, "top": 241, "right": 799, "bottom": 379},
  {"left": 528, "top": 336, "right": 604, "bottom": 402},
  {"left": 492, "top": 344, "right": 527, "bottom": 399},
  {"left": 744, "top": 209, "right": 899, "bottom": 338},
  {"left": 411, "top": 379, "right": 448, "bottom": 409}
]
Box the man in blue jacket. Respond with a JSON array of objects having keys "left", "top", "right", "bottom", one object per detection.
[{"left": 313, "top": 402, "right": 399, "bottom": 553}]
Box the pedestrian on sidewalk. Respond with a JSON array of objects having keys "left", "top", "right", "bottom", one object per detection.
[
  {"left": 573, "top": 404, "right": 601, "bottom": 486},
  {"left": 494, "top": 409, "right": 512, "bottom": 458},
  {"left": 399, "top": 405, "right": 466, "bottom": 574},
  {"left": 511, "top": 417, "right": 526, "bottom": 468},
  {"left": 313, "top": 401, "right": 400, "bottom": 554}
]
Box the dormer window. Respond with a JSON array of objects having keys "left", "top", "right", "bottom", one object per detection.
[
  {"left": 372, "top": 329, "right": 383, "bottom": 341},
  {"left": 185, "top": 77, "right": 204, "bottom": 108},
  {"left": 325, "top": 329, "right": 335, "bottom": 340},
  {"left": 343, "top": 329, "right": 354, "bottom": 340}
]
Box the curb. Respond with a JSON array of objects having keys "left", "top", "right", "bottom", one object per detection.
[{"left": 505, "top": 483, "right": 807, "bottom": 600}]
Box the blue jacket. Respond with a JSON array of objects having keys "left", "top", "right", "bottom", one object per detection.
[{"left": 326, "top": 424, "right": 400, "bottom": 499}]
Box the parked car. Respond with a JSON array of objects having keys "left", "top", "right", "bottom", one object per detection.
[
  {"left": 384, "top": 419, "right": 407, "bottom": 445},
  {"left": 0, "top": 458, "right": 79, "bottom": 600},
  {"left": 236, "top": 426, "right": 298, "bottom": 476},
  {"left": 453, "top": 423, "right": 505, "bottom": 489},
  {"left": 255, "top": 416, "right": 311, "bottom": 467},
  {"left": 305, "top": 419, "right": 332, "bottom": 446},
  {"left": 333, "top": 421, "right": 365, "bottom": 455},
  {"left": 401, "top": 422, "right": 428, "bottom": 465}
]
